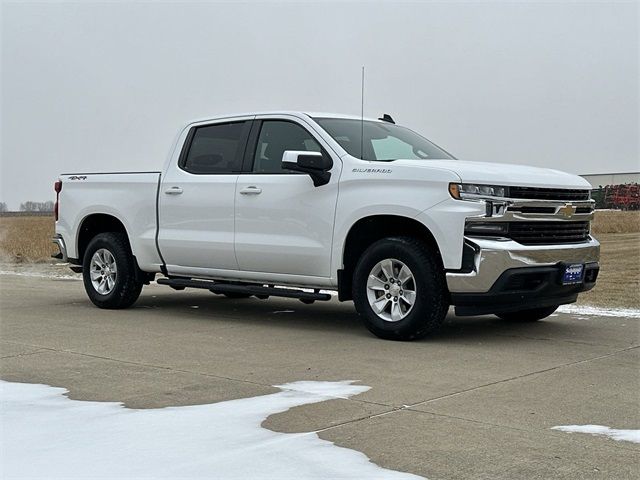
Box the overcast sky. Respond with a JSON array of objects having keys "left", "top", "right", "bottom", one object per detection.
[{"left": 1, "top": 0, "right": 638, "bottom": 208}]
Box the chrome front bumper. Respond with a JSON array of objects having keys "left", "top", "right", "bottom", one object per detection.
[
  {"left": 52, "top": 234, "right": 68, "bottom": 263},
  {"left": 446, "top": 236, "right": 600, "bottom": 293}
]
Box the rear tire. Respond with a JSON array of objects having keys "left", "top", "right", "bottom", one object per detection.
[
  {"left": 497, "top": 306, "right": 558, "bottom": 322},
  {"left": 82, "top": 232, "right": 143, "bottom": 309},
  {"left": 352, "top": 237, "right": 448, "bottom": 341}
]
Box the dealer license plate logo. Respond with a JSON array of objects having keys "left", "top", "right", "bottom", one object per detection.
[{"left": 563, "top": 264, "right": 584, "bottom": 285}]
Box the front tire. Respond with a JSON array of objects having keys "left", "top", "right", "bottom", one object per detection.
[
  {"left": 497, "top": 306, "right": 558, "bottom": 322},
  {"left": 82, "top": 232, "right": 143, "bottom": 309},
  {"left": 352, "top": 237, "right": 448, "bottom": 341}
]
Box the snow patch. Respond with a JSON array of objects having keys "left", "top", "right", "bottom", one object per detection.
[
  {"left": 275, "top": 380, "right": 368, "bottom": 400},
  {"left": 0, "top": 380, "right": 423, "bottom": 479},
  {"left": 557, "top": 305, "right": 640, "bottom": 318},
  {"left": 0, "top": 263, "right": 81, "bottom": 280},
  {"left": 552, "top": 425, "right": 640, "bottom": 444}
]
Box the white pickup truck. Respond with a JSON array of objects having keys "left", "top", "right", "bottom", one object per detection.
[{"left": 53, "top": 112, "right": 599, "bottom": 340}]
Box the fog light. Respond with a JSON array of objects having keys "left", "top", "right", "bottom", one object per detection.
[{"left": 464, "top": 222, "right": 508, "bottom": 236}]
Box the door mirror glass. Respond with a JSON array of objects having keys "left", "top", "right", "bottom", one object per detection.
[{"left": 281, "top": 151, "right": 332, "bottom": 186}]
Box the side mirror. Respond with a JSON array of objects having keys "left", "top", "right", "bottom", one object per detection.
[{"left": 281, "top": 151, "right": 333, "bottom": 187}]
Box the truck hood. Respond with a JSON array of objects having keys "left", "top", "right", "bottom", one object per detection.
[{"left": 393, "top": 159, "right": 591, "bottom": 190}]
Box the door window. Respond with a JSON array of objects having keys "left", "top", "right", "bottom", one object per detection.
[
  {"left": 182, "top": 121, "right": 249, "bottom": 174},
  {"left": 252, "top": 121, "right": 322, "bottom": 174}
]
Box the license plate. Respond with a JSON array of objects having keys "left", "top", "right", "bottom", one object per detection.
[{"left": 562, "top": 264, "right": 584, "bottom": 285}]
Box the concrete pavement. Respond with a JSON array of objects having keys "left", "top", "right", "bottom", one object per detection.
[{"left": 1, "top": 274, "right": 638, "bottom": 479}]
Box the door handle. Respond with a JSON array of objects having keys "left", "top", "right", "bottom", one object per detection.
[
  {"left": 239, "top": 186, "right": 262, "bottom": 195},
  {"left": 164, "top": 186, "right": 183, "bottom": 195}
]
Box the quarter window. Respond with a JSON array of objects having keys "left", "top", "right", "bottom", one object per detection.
[
  {"left": 183, "top": 121, "right": 248, "bottom": 174},
  {"left": 252, "top": 121, "right": 322, "bottom": 174}
]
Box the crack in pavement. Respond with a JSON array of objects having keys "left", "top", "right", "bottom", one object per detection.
[
  {"left": 403, "top": 409, "right": 639, "bottom": 454},
  {"left": 0, "top": 349, "right": 49, "bottom": 360},
  {"left": 405, "top": 344, "right": 639, "bottom": 410},
  {"left": 311, "top": 345, "right": 639, "bottom": 437},
  {"left": 489, "top": 332, "right": 628, "bottom": 348}
]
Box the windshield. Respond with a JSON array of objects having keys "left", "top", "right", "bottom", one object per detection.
[{"left": 314, "top": 117, "right": 454, "bottom": 161}]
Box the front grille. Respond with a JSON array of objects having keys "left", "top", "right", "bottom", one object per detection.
[
  {"left": 508, "top": 221, "right": 590, "bottom": 245},
  {"left": 508, "top": 186, "right": 590, "bottom": 201},
  {"left": 508, "top": 205, "right": 593, "bottom": 214}
]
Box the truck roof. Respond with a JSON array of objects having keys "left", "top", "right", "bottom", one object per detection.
[{"left": 186, "top": 111, "right": 386, "bottom": 126}]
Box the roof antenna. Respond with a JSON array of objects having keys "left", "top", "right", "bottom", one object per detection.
[{"left": 360, "top": 66, "right": 365, "bottom": 160}]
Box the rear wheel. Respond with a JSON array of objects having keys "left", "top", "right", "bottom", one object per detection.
[
  {"left": 497, "top": 306, "right": 558, "bottom": 322},
  {"left": 352, "top": 237, "right": 448, "bottom": 341},
  {"left": 82, "top": 233, "right": 143, "bottom": 309}
]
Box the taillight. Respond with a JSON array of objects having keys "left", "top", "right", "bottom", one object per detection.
[{"left": 54, "top": 180, "right": 62, "bottom": 221}]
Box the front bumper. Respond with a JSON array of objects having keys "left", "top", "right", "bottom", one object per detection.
[{"left": 446, "top": 236, "right": 600, "bottom": 316}]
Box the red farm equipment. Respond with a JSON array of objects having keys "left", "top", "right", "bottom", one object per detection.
[{"left": 602, "top": 183, "right": 640, "bottom": 210}]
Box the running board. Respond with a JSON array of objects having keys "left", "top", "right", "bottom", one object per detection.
[{"left": 156, "top": 278, "right": 332, "bottom": 301}]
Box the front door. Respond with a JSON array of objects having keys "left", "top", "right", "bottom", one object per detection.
[
  {"left": 234, "top": 118, "right": 340, "bottom": 277},
  {"left": 158, "top": 119, "right": 251, "bottom": 275}
]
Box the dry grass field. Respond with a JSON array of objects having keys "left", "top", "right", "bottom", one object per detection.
[
  {"left": 579, "top": 232, "right": 640, "bottom": 308},
  {"left": 1, "top": 212, "right": 638, "bottom": 308},
  {"left": 591, "top": 210, "right": 640, "bottom": 234},
  {"left": 0, "top": 215, "right": 57, "bottom": 263}
]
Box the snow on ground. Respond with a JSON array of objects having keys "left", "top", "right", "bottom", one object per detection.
[
  {"left": 552, "top": 425, "right": 640, "bottom": 444},
  {"left": 557, "top": 304, "right": 640, "bottom": 318},
  {"left": 0, "top": 380, "right": 423, "bottom": 480},
  {"left": 0, "top": 262, "right": 80, "bottom": 280}
]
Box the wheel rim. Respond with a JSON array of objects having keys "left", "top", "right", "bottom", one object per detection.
[
  {"left": 366, "top": 258, "right": 417, "bottom": 322},
  {"left": 90, "top": 248, "right": 117, "bottom": 295}
]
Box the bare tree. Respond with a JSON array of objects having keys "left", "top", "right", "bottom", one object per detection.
[
  {"left": 19, "top": 201, "right": 54, "bottom": 212},
  {"left": 0, "top": 202, "right": 8, "bottom": 212}
]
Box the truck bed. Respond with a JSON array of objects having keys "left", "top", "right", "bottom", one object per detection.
[{"left": 56, "top": 172, "right": 163, "bottom": 271}]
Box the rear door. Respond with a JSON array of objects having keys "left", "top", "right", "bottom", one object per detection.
[
  {"left": 234, "top": 116, "right": 341, "bottom": 277},
  {"left": 158, "top": 118, "right": 252, "bottom": 274}
]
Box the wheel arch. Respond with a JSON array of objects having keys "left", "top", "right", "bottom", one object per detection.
[
  {"left": 76, "top": 213, "right": 130, "bottom": 263},
  {"left": 338, "top": 214, "right": 443, "bottom": 301}
]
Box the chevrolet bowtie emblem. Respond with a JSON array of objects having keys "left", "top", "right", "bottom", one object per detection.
[{"left": 558, "top": 203, "right": 577, "bottom": 218}]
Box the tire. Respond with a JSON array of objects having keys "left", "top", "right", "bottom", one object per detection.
[
  {"left": 222, "top": 293, "right": 252, "bottom": 299},
  {"left": 82, "top": 232, "right": 143, "bottom": 309},
  {"left": 497, "top": 306, "right": 558, "bottom": 322},
  {"left": 352, "top": 237, "right": 448, "bottom": 341}
]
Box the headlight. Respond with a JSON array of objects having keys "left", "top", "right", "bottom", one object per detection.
[{"left": 449, "top": 183, "right": 507, "bottom": 200}]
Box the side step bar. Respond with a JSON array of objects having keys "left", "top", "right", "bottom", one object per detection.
[{"left": 156, "top": 277, "right": 332, "bottom": 301}]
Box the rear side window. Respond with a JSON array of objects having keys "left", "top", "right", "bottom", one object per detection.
[{"left": 182, "top": 121, "right": 249, "bottom": 174}]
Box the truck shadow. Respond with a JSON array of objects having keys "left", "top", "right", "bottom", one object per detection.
[{"left": 133, "top": 289, "right": 577, "bottom": 343}]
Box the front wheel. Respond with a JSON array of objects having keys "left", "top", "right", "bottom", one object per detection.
[
  {"left": 352, "top": 237, "right": 448, "bottom": 341},
  {"left": 497, "top": 306, "right": 558, "bottom": 322},
  {"left": 82, "top": 232, "right": 143, "bottom": 309}
]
